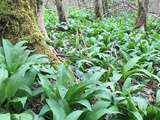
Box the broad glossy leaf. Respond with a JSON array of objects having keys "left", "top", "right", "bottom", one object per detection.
[
  {"left": 88, "top": 68, "right": 106, "bottom": 81},
  {"left": 0, "top": 81, "right": 6, "bottom": 104},
  {"left": 138, "top": 69, "right": 160, "bottom": 82},
  {"left": 65, "top": 80, "right": 95, "bottom": 102},
  {"left": 0, "top": 67, "right": 8, "bottom": 84},
  {"left": 64, "top": 110, "right": 83, "bottom": 120},
  {"left": 122, "top": 78, "right": 132, "bottom": 92},
  {"left": 92, "top": 100, "right": 111, "bottom": 110},
  {"left": 56, "top": 84, "right": 68, "bottom": 99},
  {"left": 39, "top": 105, "right": 50, "bottom": 116},
  {"left": 147, "top": 105, "right": 158, "bottom": 118},
  {"left": 10, "top": 97, "right": 27, "bottom": 108},
  {"left": 84, "top": 106, "right": 120, "bottom": 120},
  {"left": 0, "top": 113, "right": 10, "bottom": 120},
  {"left": 5, "top": 65, "right": 29, "bottom": 99},
  {"left": 126, "top": 96, "right": 137, "bottom": 111},
  {"left": 2, "top": 39, "right": 28, "bottom": 73},
  {"left": 0, "top": 47, "right": 5, "bottom": 64},
  {"left": 27, "top": 54, "right": 49, "bottom": 65},
  {"left": 12, "top": 111, "right": 36, "bottom": 120},
  {"left": 57, "top": 64, "right": 76, "bottom": 88},
  {"left": 156, "top": 89, "right": 160, "bottom": 103},
  {"left": 133, "top": 97, "right": 148, "bottom": 115},
  {"left": 18, "top": 85, "right": 33, "bottom": 96},
  {"left": 39, "top": 74, "right": 54, "bottom": 98},
  {"left": 47, "top": 99, "right": 66, "bottom": 120},
  {"left": 74, "top": 99, "right": 92, "bottom": 111},
  {"left": 23, "top": 68, "right": 37, "bottom": 87},
  {"left": 123, "top": 56, "right": 140, "bottom": 73},
  {"left": 110, "top": 70, "right": 122, "bottom": 83},
  {"left": 131, "top": 111, "right": 143, "bottom": 120}
]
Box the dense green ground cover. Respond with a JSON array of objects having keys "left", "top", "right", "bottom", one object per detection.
[{"left": 1, "top": 8, "right": 160, "bottom": 120}]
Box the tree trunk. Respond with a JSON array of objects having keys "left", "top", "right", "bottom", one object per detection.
[
  {"left": 77, "top": 0, "right": 81, "bottom": 8},
  {"left": 94, "top": 0, "right": 104, "bottom": 18},
  {"left": 158, "top": 0, "right": 160, "bottom": 13},
  {"left": 55, "top": 0, "right": 67, "bottom": 23},
  {"left": 135, "top": 0, "right": 149, "bottom": 31},
  {"left": 0, "top": 0, "right": 60, "bottom": 64},
  {"left": 102, "top": 0, "right": 109, "bottom": 16},
  {"left": 37, "top": 0, "right": 49, "bottom": 38}
]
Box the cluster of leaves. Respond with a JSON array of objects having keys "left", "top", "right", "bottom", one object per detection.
[
  {"left": 0, "top": 40, "right": 160, "bottom": 120},
  {"left": 1, "top": 8, "right": 160, "bottom": 120},
  {"left": 44, "top": 8, "right": 160, "bottom": 120},
  {"left": 0, "top": 39, "right": 49, "bottom": 119}
]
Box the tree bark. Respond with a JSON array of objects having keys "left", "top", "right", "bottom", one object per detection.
[
  {"left": 156, "top": 0, "right": 160, "bottom": 14},
  {"left": 135, "top": 0, "right": 149, "bottom": 31},
  {"left": 94, "top": 0, "right": 104, "bottom": 18},
  {"left": 37, "top": 0, "right": 49, "bottom": 39},
  {"left": 77, "top": 0, "right": 81, "bottom": 8},
  {"left": 55, "top": 0, "right": 67, "bottom": 23},
  {"left": 0, "top": 0, "right": 60, "bottom": 64},
  {"left": 102, "top": 0, "right": 109, "bottom": 16}
]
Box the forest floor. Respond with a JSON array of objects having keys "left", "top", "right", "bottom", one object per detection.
[
  {"left": 44, "top": 8, "right": 160, "bottom": 119},
  {"left": 1, "top": 8, "right": 160, "bottom": 120}
]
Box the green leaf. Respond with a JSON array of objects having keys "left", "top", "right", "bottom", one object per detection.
[
  {"left": 127, "top": 96, "right": 137, "bottom": 111},
  {"left": 0, "top": 81, "right": 6, "bottom": 104},
  {"left": 122, "top": 78, "right": 132, "bottom": 92},
  {"left": 133, "top": 97, "right": 148, "bottom": 115},
  {"left": 131, "top": 111, "right": 143, "bottom": 120},
  {"left": 120, "top": 49, "right": 129, "bottom": 61},
  {"left": 0, "top": 47, "right": 5, "bottom": 64},
  {"left": 77, "top": 60, "right": 94, "bottom": 68},
  {"left": 110, "top": 70, "right": 122, "bottom": 83},
  {"left": 64, "top": 110, "right": 83, "bottom": 120},
  {"left": 18, "top": 85, "right": 33, "bottom": 96},
  {"left": 88, "top": 68, "right": 106, "bottom": 81},
  {"left": 12, "top": 111, "right": 35, "bottom": 120},
  {"left": 84, "top": 106, "right": 120, "bottom": 120},
  {"left": 123, "top": 56, "right": 140, "bottom": 73},
  {"left": 46, "top": 99, "right": 66, "bottom": 120},
  {"left": 23, "top": 68, "right": 37, "bottom": 87},
  {"left": 10, "top": 97, "right": 27, "bottom": 108},
  {"left": 138, "top": 69, "right": 160, "bottom": 82},
  {"left": 27, "top": 54, "right": 49, "bottom": 65},
  {"left": 57, "top": 64, "right": 76, "bottom": 88},
  {"left": 0, "top": 113, "right": 10, "bottom": 120},
  {"left": 65, "top": 80, "right": 95, "bottom": 102},
  {"left": 56, "top": 84, "right": 68, "bottom": 99},
  {"left": 39, "top": 105, "right": 50, "bottom": 116},
  {"left": 92, "top": 100, "right": 111, "bottom": 110},
  {"left": 39, "top": 74, "right": 54, "bottom": 98},
  {"left": 32, "top": 87, "right": 44, "bottom": 96},
  {"left": 0, "top": 67, "right": 8, "bottom": 84},
  {"left": 156, "top": 89, "right": 160, "bottom": 103},
  {"left": 2, "top": 39, "right": 28, "bottom": 73},
  {"left": 5, "top": 65, "right": 29, "bottom": 99},
  {"left": 123, "top": 68, "right": 160, "bottom": 82},
  {"left": 147, "top": 105, "right": 158, "bottom": 118},
  {"left": 74, "top": 99, "right": 92, "bottom": 111}
]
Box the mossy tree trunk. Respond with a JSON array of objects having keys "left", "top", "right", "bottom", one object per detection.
[
  {"left": 37, "top": 0, "right": 49, "bottom": 38},
  {"left": 94, "top": 0, "right": 104, "bottom": 18},
  {"left": 55, "top": 0, "right": 67, "bottom": 23},
  {"left": 135, "top": 0, "right": 149, "bottom": 31},
  {"left": 0, "top": 0, "right": 60, "bottom": 64}
]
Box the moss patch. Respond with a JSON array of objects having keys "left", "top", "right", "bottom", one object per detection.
[
  {"left": 0, "top": 0, "right": 61, "bottom": 64},
  {"left": 0, "top": 0, "right": 42, "bottom": 43}
]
